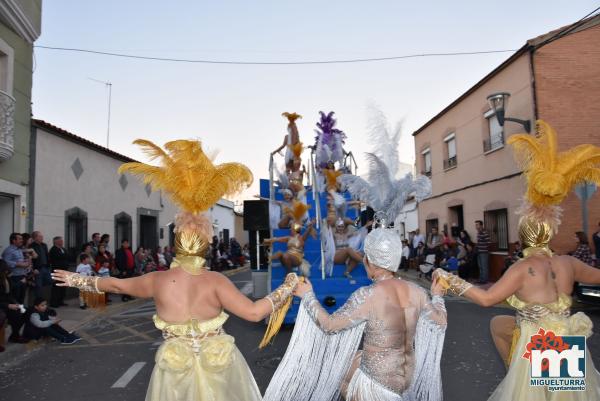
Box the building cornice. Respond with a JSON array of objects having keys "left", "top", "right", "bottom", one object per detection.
[
  {"left": 32, "top": 119, "right": 136, "bottom": 163},
  {"left": 0, "top": 0, "right": 40, "bottom": 44},
  {"left": 420, "top": 172, "right": 521, "bottom": 201}
]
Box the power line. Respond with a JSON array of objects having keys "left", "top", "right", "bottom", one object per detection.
[
  {"left": 33, "top": 46, "right": 518, "bottom": 65},
  {"left": 536, "top": 5, "right": 600, "bottom": 48}
]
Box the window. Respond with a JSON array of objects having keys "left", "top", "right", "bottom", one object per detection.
[
  {"left": 421, "top": 148, "right": 431, "bottom": 177},
  {"left": 65, "top": 207, "right": 88, "bottom": 262},
  {"left": 483, "top": 110, "right": 504, "bottom": 152},
  {"left": 0, "top": 37, "right": 14, "bottom": 95},
  {"left": 443, "top": 133, "right": 457, "bottom": 170},
  {"left": 484, "top": 208, "right": 508, "bottom": 251}
]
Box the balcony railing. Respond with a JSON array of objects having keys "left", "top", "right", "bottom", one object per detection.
[
  {"left": 0, "top": 90, "right": 15, "bottom": 162},
  {"left": 483, "top": 133, "right": 504, "bottom": 153},
  {"left": 420, "top": 169, "right": 432, "bottom": 178},
  {"left": 443, "top": 156, "right": 457, "bottom": 170}
]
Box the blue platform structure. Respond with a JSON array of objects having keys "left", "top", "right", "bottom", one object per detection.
[{"left": 260, "top": 178, "right": 370, "bottom": 324}]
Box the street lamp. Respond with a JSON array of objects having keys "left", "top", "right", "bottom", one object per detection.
[{"left": 486, "top": 92, "right": 531, "bottom": 133}]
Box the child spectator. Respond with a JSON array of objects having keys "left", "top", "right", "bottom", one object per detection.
[
  {"left": 76, "top": 253, "right": 94, "bottom": 309},
  {"left": 24, "top": 297, "right": 80, "bottom": 344},
  {"left": 400, "top": 240, "right": 410, "bottom": 271}
]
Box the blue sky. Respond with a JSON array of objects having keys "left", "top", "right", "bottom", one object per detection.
[{"left": 31, "top": 1, "right": 598, "bottom": 201}]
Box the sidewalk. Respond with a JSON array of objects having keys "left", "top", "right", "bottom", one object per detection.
[
  {"left": 0, "top": 295, "right": 147, "bottom": 367},
  {"left": 0, "top": 264, "right": 250, "bottom": 366}
]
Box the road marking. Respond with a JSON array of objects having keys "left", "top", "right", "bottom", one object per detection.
[
  {"left": 112, "top": 362, "right": 146, "bottom": 388},
  {"left": 240, "top": 281, "right": 253, "bottom": 295}
]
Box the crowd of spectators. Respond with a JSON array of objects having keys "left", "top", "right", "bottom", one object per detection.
[
  {"left": 0, "top": 229, "right": 249, "bottom": 351},
  {"left": 404, "top": 221, "right": 600, "bottom": 284}
]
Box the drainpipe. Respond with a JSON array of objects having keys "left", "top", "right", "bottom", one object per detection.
[
  {"left": 528, "top": 46, "right": 539, "bottom": 122},
  {"left": 27, "top": 122, "right": 37, "bottom": 233}
]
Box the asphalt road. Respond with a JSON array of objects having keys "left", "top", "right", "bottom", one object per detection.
[{"left": 2, "top": 269, "right": 600, "bottom": 401}]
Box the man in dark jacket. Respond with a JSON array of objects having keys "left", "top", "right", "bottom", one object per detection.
[
  {"left": 48, "top": 236, "right": 69, "bottom": 307},
  {"left": 114, "top": 239, "right": 135, "bottom": 301},
  {"left": 31, "top": 231, "right": 51, "bottom": 298}
]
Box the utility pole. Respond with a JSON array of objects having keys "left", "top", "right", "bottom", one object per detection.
[{"left": 88, "top": 77, "right": 112, "bottom": 148}]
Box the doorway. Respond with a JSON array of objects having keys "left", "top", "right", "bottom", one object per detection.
[
  {"left": 65, "top": 207, "right": 88, "bottom": 262},
  {"left": 139, "top": 215, "right": 158, "bottom": 250},
  {"left": 0, "top": 195, "right": 14, "bottom": 251},
  {"left": 114, "top": 212, "right": 132, "bottom": 249},
  {"left": 448, "top": 205, "right": 464, "bottom": 238}
]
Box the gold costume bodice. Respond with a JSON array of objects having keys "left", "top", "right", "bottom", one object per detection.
[
  {"left": 154, "top": 312, "right": 229, "bottom": 352},
  {"left": 287, "top": 235, "right": 304, "bottom": 260},
  {"left": 506, "top": 293, "right": 571, "bottom": 325}
]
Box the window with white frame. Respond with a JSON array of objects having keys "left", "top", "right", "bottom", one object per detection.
[
  {"left": 421, "top": 148, "right": 431, "bottom": 176},
  {"left": 0, "top": 38, "right": 14, "bottom": 95},
  {"left": 484, "top": 110, "right": 504, "bottom": 152},
  {"left": 443, "top": 133, "right": 457, "bottom": 169}
]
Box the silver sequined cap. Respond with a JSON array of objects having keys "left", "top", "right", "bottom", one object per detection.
[{"left": 364, "top": 227, "right": 402, "bottom": 272}]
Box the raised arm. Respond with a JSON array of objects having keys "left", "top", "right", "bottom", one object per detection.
[
  {"left": 214, "top": 273, "right": 273, "bottom": 322},
  {"left": 51, "top": 269, "right": 156, "bottom": 299},
  {"left": 296, "top": 280, "right": 370, "bottom": 334},
  {"left": 272, "top": 136, "right": 287, "bottom": 155},
  {"left": 264, "top": 236, "right": 290, "bottom": 245},
  {"left": 435, "top": 264, "right": 523, "bottom": 307},
  {"left": 571, "top": 255, "right": 600, "bottom": 284},
  {"left": 302, "top": 222, "right": 315, "bottom": 242},
  {"left": 417, "top": 282, "right": 447, "bottom": 326}
]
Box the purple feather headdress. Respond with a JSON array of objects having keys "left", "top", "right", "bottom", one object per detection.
[{"left": 314, "top": 111, "right": 347, "bottom": 168}]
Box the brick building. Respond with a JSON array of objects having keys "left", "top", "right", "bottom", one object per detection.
[{"left": 413, "top": 16, "right": 600, "bottom": 280}]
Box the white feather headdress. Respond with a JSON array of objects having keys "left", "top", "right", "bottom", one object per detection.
[{"left": 340, "top": 105, "right": 431, "bottom": 224}]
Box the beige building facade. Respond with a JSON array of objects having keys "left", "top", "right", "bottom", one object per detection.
[
  {"left": 0, "top": 0, "right": 41, "bottom": 250},
  {"left": 413, "top": 17, "right": 600, "bottom": 280}
]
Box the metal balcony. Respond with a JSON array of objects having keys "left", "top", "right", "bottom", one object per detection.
[
  {"left": 421, "top": 169, "right": 432, "bottom": 178},
  {"left": 443, "top": 156, "right": 457, "bottom": 170},
  {"left": 483, "top": 133, "right": 504, "bottom": 153},
  {"left": 0, "top": 90, "right": 15, "bottom": 162}
]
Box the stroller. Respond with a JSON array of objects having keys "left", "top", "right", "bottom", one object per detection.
[{"left": 418, "top": 254, "right": 436, "bottom": 279}]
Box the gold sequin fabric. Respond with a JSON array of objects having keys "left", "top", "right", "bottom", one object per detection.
[
  {"left": 67, "top": 274, "right": 101, "bottom": 293},
  {"left": 506, "top": 293, "right": 571, "bottom": 325},
  {"left": 153, "top": 312, "right": 228, "bottom": 346},
  {"left": 266, "top": 273, "right": 298, "bottom": 311}
]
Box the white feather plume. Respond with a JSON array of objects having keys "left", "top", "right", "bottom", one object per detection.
[
  {"left": 274, "top": 163, "right": 289, "bottom": 190},
  {"left": 341, "top": 105, "right": 431, "bottom": 224}
]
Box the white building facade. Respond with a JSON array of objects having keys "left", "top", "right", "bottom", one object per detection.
[
  {"left": 393, "top": 162, "right": 419, "bottom": 240},
  {"left": 30, "top": 120, "right": 238, "bottom": 262}
]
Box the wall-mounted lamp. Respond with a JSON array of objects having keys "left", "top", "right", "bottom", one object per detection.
[{"left": 486, "top": 92, "right": 531, "bottom": 133}]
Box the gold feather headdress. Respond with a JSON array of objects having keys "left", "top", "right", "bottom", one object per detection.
[
  {"left": 119, "top": 139, "right": 253, "bottom": 273},
  {"left": 283, "top": 199, "right": 311, "bottom": 232},
  {"left": 282, "top": 112, "right": 302, "bottom": 123},
  {"left": 324, "top": 168, "right": 343, "bottom": 191},
  {"left": 507, "top": 120, "right": 600, "bottom": 256}
]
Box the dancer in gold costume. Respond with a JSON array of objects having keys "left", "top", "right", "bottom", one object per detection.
[
  {"left": 52, "top": 139, "right": 299, "bottom": 401},
  {"left": 264, "top": 200, "right": 315, "bottom": 276},
  {"left": 435, "top": 120, "right": 600, "bottom": 400}
]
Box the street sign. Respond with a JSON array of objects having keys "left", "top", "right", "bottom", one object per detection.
[{"left": 575, "top": 182, "right": 597, "bottom": 200}]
